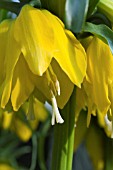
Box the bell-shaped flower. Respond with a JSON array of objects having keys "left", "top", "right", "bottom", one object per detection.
[
  {"left": 75, "top": 36, "right": 113, "bottom": 137},
  {"left": 0, "top": 5, "right": 87, "bottom": 125},
  {"left": 84, "top": 37, "right": 113, "bottom": 120},
  {"left": 14, "top": 5, "right": 86, "bottom": 86}
]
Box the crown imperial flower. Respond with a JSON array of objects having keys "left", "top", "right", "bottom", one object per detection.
[{"left": 0, "top": 5, "right": 86, "bottom": 125}]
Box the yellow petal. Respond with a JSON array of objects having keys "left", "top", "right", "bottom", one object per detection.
[
  {"left": 1, "top": 19, "right": 21, "bottom": 109},
  {"left": 14, "top": 4, "right": 86, "bottom": 87},
  {"left": 0, "top": 164, "right": 15, "bottom": 170},
  {"left": 80, "top": 36, "right": 93, "bottom": 50},
  {"left": 34, "top": 59, "right": 74, "bottom": 109},
  {"left": 30, "top": 98, "right": 48, "bottom": 129},
  {"left": 21, "top": 98, "right": 48, "bottom": 129},
  {"left": 2, "top": 111, "right": 13, "bottom": 129},
  {"left": 84, "top": 37, "right": 113, "bottom": 114},
  {"left": 14, "top": 5, "right": 55, "bottom": 76},
  {"left": 42, "top": 10, "right": 87, "bottom": 86},
  {"left": 75, "top": 86, "right": 87, "bottom": 122},
  {"left": 52, "top": 59, "right": 74, "bottom": 108},
  {"left": 11, "top": 116, "right": 32, "bottom": 142},
  {"left": 11, "top": 54, "right": 35, "bottom": 111},
  {"left": 0, "top": 20, "right": 10, "bottom": 86}
]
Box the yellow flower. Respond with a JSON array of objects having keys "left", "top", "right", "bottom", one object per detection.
[
  {"left": 0, "top": 164, "right": 15, "bottom": 170},
  {"left": 1, "top": 98, "right": 48, "bottom": 142},
  {"left": 75, "top": 36, "right": 113, "bottom": 137},
  {"left": 0, "top": 5, "right": 86, "bottom": 125},
  {"left": 85, "top": 36, "right": 113, "bottom": 121}
]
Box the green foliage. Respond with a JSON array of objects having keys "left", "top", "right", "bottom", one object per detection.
[
  {"left": 65, "top": 0, "right": 89, "bottom": 33},
  {"left": 83, "top": 22, "right": 113, "bottom": 54},
  {"left": 0, "top": 130, "right": 31, "bottom": 170},
  {"left": 0, "top": 0, "right": 23, "bottom": 15},
  {"left": 87, "top": 0, "right": 100, "bottom": 17}
]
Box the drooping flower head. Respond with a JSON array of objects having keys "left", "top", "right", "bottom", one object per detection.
[
  {"left": 0, "top": 5, "right": 87, "bottom": 125},
  {"left": 75, "top": 36, "right": 113, "bottom": 137}
]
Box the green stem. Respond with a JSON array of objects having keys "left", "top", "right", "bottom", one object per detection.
[{"left": 51, "top": 87, "right": 76, "bottom": 170}]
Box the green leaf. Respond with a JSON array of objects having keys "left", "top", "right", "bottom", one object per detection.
[
  {"left": 87, "top": 13, "right": 112, "bottom": 28},
  {"left": 65, "top": 0, "right": 89, "bottom": 33},
  {"left": 0, "top": 0, "right": 25, "bottom": 15},
  {"left": 30, "top": 133, "right": 37, "bottom": 170},
  {"left": 0, "top": 9, "right": 8, "bottom": 22},
  {"left": 83, "top": 22, "right": 113, "bottom": 54},
  {"left": 29, "top": 0, "right": 41, "bottom": 7},
  {"left": 37, "top": 117, "right": 51, "bottom": 170},
  {"left": 40, "top": 0, "right": 66, "bottom": 22},
  {"left": 97, "top": 0, "right": 113, "bottom": 24},
  {"left": 87, "top": 0, "right": 99, "bottom": 17}
]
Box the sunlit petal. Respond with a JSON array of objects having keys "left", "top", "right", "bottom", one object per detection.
[
  {"left": 14, "top": 5, "right": 55, "bottom": 76},
  {"left": 84, "top": 37, "right": 113, "bottom": 115}
]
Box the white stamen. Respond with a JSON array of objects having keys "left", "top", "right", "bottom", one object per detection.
[
  {"left": 105, "top": 115, "right": 113, "bottom": 138},
  {"left": 56, "top": 80, "right": 60, "bottom": 96},
  {"left": 51, "top": 96, "right": 64, "bottom": 125},
  {"left": 51, "top": 111, "right": 55, "bottom": 125},
  {"left": 74, "top": 123, "right": 77, "bottom": 128}
]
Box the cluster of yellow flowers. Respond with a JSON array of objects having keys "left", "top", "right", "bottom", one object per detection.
[{"left": 0, "top": 4, "right": 113, "bottom": 138}]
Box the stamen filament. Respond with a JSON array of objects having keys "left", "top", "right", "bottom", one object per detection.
[
  {"left": 51, "top": 95, "right": 64, "bottom": 125},
  {"left": 48, "top": 65, "right": 60, "bottom": 95},
  {"left": 45, "top": 65, "right": 63, "bottom": 125}
]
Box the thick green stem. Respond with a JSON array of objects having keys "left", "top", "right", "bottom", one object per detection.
[{"left": 51, "top": 88, "right": 76, "bottom": 170}]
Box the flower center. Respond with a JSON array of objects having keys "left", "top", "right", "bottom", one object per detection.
[{"left": 45, "top": 65, "right": 64, "bottom": 125}]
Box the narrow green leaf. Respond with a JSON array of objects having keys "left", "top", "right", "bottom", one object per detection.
[
  {"left": 87, "top": 0, "right": 99, "bottom": 17},
  {"left": 37, "top": 117, "right": 51, "bottom": 170},
  {"left": 29, "top": 0, "right": 41, "bottom": 7},
  {"left": 97, "top": 0, "right": 113, "bottom": 24},
  {"left": 38, "top": 138, "right": 47, "bottom": 170},
  {"left": 87, "top": 13, "right": 112, "bottom": 28},
  {"left": 30, "top": 133, "right": 37, "bottom": 170},
  {"left": 65, "top": 0, "right": 89, "bottom": 33},
  {"left": 83, "top": 22, "right": 113, "bottom": 54}
]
